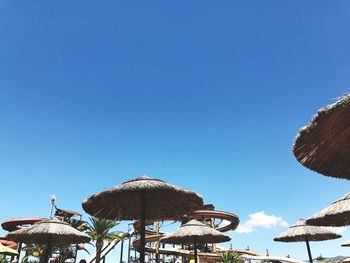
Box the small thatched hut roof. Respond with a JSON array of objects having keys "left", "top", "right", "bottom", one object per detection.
[
  {"left": 6, "top": 218, "right": 91, "bottom": 245},
  {"left": 274, "top": 219, "right": 341, "bottom": 242},
  {"left": 82, "top": 176, "right": 204, "bottom": 220},
  {"left": 306, "top": 193, "right": 350, "bottom": 226},
  {"left": 293, "top": 94, "right": 350, "bottom": 180},
  {"left": 160, "top": 219, "right": 231, "bottom": 244}
]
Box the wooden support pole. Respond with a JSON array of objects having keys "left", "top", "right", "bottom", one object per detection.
[{"left": 305, "top": 238, "right": 313, "bottom": 263}]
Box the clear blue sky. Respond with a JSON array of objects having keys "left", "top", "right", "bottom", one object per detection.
[{"left": 1, "top": 0, "right": 350, "bottom": 261}]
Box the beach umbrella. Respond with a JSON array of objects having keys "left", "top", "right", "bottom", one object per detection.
[
  {"left": 293, "top": 94, "right": 350, "bottom": 179},
  {"left": 7, "top": 218, "right": 91, "bottom": 263},
  {"left": 82, "top": 175, "right": 203, "bottom": 263},
  {"left": 160, "top": 219, "right": 230, "bottom": 263},
  {"left": 241, "top": 254, "right": 304, "bottom": 263},
  {"left": 341, "top": 240, "right": 350, "bottom": 247},
  {"left": 306, "top": 192, "right": 350, "bottom": 226},
  {"left": 274, "top": 219, "right": 341, "bottom": 263},
  {"left": 0, "top": 243, "right": 18, "bottom": 255}
]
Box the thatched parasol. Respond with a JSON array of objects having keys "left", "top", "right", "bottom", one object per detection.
[
  {"left": 82, "top": 175, "right": 203, "bottom": 263},
  {"left": 7, "top": 218, "right": 90, "bottom": 263},
  {"left": 306, "top": 192, "right": 350, "bottom": 226},
  {"left": 274, "top": 219, "right": 341, "bottom": 263},
  {"left": 341, "top": 240, "right": 350, "bottom": 247},
  {"left": 293, "top": 94, "right": 350, "bottom": 179},
  {"left": 160, "top": 219, "right": 230, "bottom": 263},
  {"left": 241, "top": 254, "right": 304, "bottom": 263},
  {"left": 0, "top": 243, "right": 18, "bottom": 255}
]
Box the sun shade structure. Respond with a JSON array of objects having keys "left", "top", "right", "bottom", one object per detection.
[
  {"left": 160, "top": 219, "right": 230, "bottom": 263},
  {"left": 306, "top": 192, "right": 350, "bottom": 227},
  {"left": 241, "top": 255, "right": 304, "bottom": 263},
  {"left": 82, "top": 175, "right": 204, "bottom": 263},
  {"left": 293, "top": 94, "right": 350, "bottom": 179},
  {"left": 7, "top": 218, "right": 91, "bottom": 263},
  {"left": 0, "top": 243, "right": 18, "bottom": 255},
  {"left": 274, "top": 219, "right": 341, "bottom": 263},
  {"left": 341, "top": 240, "right": 350, "bottom": 247}
]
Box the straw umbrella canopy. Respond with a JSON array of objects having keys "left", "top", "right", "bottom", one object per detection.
[
  {"left": 7, "top": 218, "right": 91, "bottom": 263},
  {"left": 306, "top": 192, "right": 350, "bottom": 226},
  {"left": 293, "top": 94, "right": 350, "bottom": 179},
  {"left": 274, "top": 219, "right": 341, "bottom": 263},
  {"left": 82, "top": 176, "right": 204, "bottom": 263},
  {"left": 341, "top": 240, "right": 350, "bottom": 247},
  {"left": 160, "top": 219, "right": 231, "bottom": 263}
]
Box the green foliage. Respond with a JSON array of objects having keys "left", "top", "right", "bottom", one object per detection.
[
  {"left": 0, "top": 256, "right": 9, "bottom": 263},
  {"left": 315, "top": 254, "right": 325, "bottom": 261},
  {"left": 21, "top": 244, "right": 44, "bottom": 263},
  {"left": 219, "top": 251, "right": 244, "bottom": 263},
  {"left": 86, "top": 217, "right": 122, "bottom": 263},
  {"left": 86, "top": 217, "right": 122, "bottom": 242},
  {"left": 65, "top": 218, "right": 89, "bottom": 232}
]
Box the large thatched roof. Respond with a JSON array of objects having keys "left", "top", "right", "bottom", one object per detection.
[
  {"left": 6, "top": 218, "right": 91, "bottom": 245},
  {"left": 306, "top": 193, "right": 350, "bottom": 226},
  {"left": 160, "top": 219, "right": 231, "bottom": 244},
  {"left": 82, "top": 176, "right": 204, "bottom": 220},
  {"left": 293, "top": 94, "right": 350, "bottom": 180},
  {"left": 274, "top": 219, "right": 341, "bottom": 242}
]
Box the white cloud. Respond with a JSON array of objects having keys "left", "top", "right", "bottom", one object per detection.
[
  {"left": 221, "top": 219, "right": 231, "bottom": 227},
  {"left": 324, "top": 226, "right": 346, "bottom": 235},
  {"left": 236, "top": 211, "right": 289, "bottom": 234}
]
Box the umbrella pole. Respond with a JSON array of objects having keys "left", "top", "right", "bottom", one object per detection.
[
  {"left": 43, "top": 235, "right": 53, "bottom": 263},
  {"left": 194, "top": 237, "right": 198, "bottom": 263},
  {"left": 140, "top": 194, "right": 146, "bottom": 263},
  {"left": 127, "top": 231, "right": 131, "bottom": 263},
  {"left": 16, "top": 242, "right": 22, "bottom": 261},
  {"left": 120, "top": 240, "right": 124, "bottom": 263},
  {"left": 305, "top": 238, "right": 313, "bottom": 263}
]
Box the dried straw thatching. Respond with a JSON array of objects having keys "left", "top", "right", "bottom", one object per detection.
[
  {"left": 241, "top": 255, "right": 304, "bottom": 263},
  {"left": 341, "top": 240, "right": 350, "bottom": 247},
  {"left": 160, "top": 219, "right": 230, "bottom": 263},
  {"left": 82, "top": 175, "right": 203, "bottom": 263},
  {"left": 0, "top": 243, "right": 18, "bottom": 255},
  {"left": 6, "top": 218, "right": 91, "bottom": 244},
  {"left": 82, "top": 176, "right": 203, "bottom": 220},
  {"left": 274, "top": 219, "right": 341, "bottom": 263},
  {"left": 160, "top": 219, "right": 231, "bottom": 244},
  {"left": 293, "top": 94, "right": 350, "bottom": 179},
  {"left": 306, "top": 192, "right": 350, "bottom": 226},
  {"left": 274, "top": 219, "right": 341, "bottom": 242}
]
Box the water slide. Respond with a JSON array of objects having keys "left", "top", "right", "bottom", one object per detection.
[
  {"left": 1, "top": 217, "right": 44, "bottom": 232},
  {"left": 1, "top": 218, "right": 44, "bottom": 253},
  {"left": 131, "top": 209, "right": 259, "bottom": 261}
]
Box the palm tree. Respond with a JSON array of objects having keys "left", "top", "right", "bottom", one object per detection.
[
  {"left": 86, "top": 217, "right": 122, "bottom": 263},
  {"left": 21, "top": 244, "right": 44, "bottom": 263},
  {"left": 220, "top": 251, "right": 244, "bottom": 263},
  {"left": 65, "top": 218, "right": 88, "bottom": 232}
]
